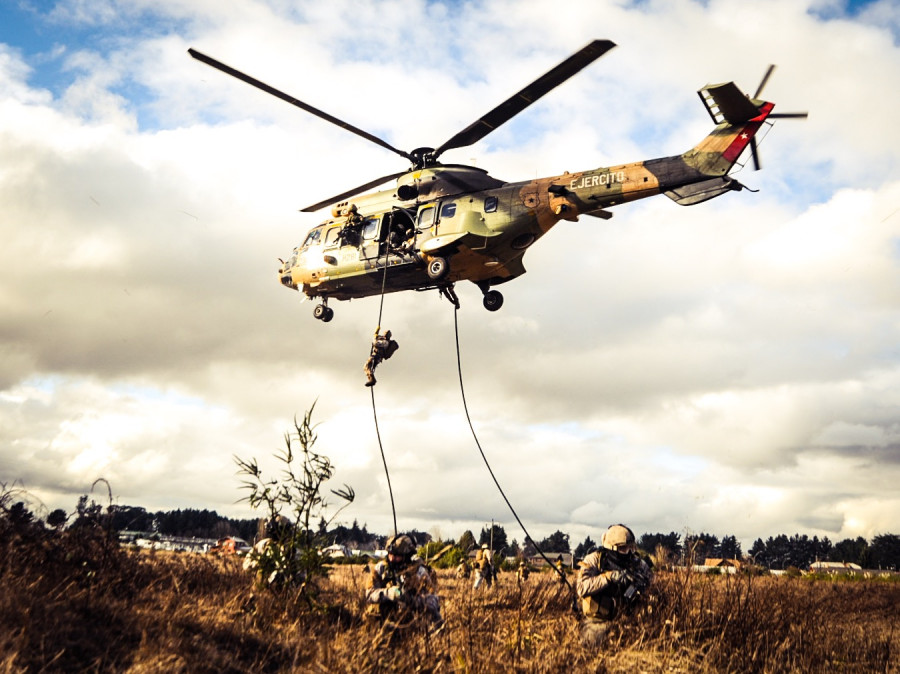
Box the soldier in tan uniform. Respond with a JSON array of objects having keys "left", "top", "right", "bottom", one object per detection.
[
  {"left": 516, "top": 561, "right": 530, "bottom": 584},
  {"left": 555, "top": 554, "right": 566, "bottom": 583},
  {"left": 576, "top": 524, "right": 652, "bottom": 646},
  {"left": 365, "top": 535, "right": 442, "bottom": 627},
  {"left": 364, "top": 327, "right": 399, "bottom": 387},
  {"left": 472, "top": 543, "right": 493, "bottom": 590}
]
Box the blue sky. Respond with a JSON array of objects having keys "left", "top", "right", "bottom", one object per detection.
[{"left": 1, "top": 0, "right": 899, "bottom": 549}]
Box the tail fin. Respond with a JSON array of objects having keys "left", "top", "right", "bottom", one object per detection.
[
  {"left": 665, "top": 67, "right": 806, "bottom": 206},
  {"left": 682, "top": 82, "right": 774, "bottom": 177}
]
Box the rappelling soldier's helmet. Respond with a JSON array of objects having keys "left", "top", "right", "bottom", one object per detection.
[
  {"left": 386, "top": 534, "right": 415, "bottom": 558},
  {"left": 602, "top": 524, "right": 636, "bottom": 553}
]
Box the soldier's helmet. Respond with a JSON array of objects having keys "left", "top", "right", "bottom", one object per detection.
[
  {"left": 386, "top": 535, "right": 415, "bottom": 557},
  {"left": 384, "top": 330, "right": 392, "bottom": 339},
  {"left": 343, "top": 204, "right": 358, "bottom": 216},
  {"left": 602, "top": 524, "right": 636, "bottom": 552}
]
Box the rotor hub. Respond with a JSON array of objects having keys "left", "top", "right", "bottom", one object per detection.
[{"left": 409, "top": 147, "right": 438, "bottom": 169}]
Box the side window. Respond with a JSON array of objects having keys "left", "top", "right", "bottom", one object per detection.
[
  {"left": 301, "top": 227, "right": 323, "bottom": 248},
  {"left": 484, "top": 196, "right": 499, "bottom": 213},
  {"left": 361, "top": 217, "right": 379, "bottom": 240},
  {"left": 417, "top": 205, "right": 436, "bottom": 228},
  {"left": 323, "top": 226, "right": 341, "bottom": 247},
  {"left": 440, "top": 202, "right": 457, "bottom": 219}
]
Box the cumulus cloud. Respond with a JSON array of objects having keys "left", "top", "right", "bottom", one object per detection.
[{"left": 1, "top": 0, "right": 899, "bottom": 548}]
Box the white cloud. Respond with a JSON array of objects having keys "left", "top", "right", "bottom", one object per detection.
[{"left": 1, "top": 0, "right": 899, "bottom": 550}]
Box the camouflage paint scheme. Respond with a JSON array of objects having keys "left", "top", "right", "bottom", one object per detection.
[{"left": 279, "top": 86, "right": 775, "bottom": 307}]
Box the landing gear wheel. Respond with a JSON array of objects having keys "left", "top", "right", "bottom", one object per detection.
[
  {"left": 426, "top": 256, "right": 448, "bottom": 280},
  {"left": 322, "top": 307, "right": 334, "bottom": 322},
  {"left": 483, "top": 290, "right": 503, "bottom": 312},
  {"left": 313, "top": 304, "right": 328, "bottom": 321}
]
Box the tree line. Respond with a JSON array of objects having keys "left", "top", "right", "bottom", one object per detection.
[{"left": 17, "top": 495, "right": 900, "bottom": 571}]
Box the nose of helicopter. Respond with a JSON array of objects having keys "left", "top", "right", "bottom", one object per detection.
[{"left": 278, "top": 258, "right": 297, "bottom": 290}]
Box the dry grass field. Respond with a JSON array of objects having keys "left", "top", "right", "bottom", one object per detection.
[{"left": 1, "top": 524, "right": 898, "bottom": 674}]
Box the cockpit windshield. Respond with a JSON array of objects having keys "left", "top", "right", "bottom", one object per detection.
[{"left": 301, "top": 227, "right": 323, "bottom": 248}]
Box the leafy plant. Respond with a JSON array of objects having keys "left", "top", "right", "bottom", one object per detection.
[{"left": 234, "top": 404, "right": 354, "bottom": 600}]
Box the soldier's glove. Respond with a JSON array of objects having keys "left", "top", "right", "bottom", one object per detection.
[
  {"left": 386, "top": 586, "right": 403, "bottom": 601},
  {"left": 608, "top": 569, "right": 627, "bottom": 584}
]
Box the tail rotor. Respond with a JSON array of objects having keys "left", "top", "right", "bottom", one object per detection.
[{"left": 749, "top": 64, "right": 808, "bottom": 170}]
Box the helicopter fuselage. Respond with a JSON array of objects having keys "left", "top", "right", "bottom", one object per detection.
[
  {"left": 278, "top": 107, "right": 765, "bottom": 314},
  {"left": 188, "top": 42, "right": 799, "bottom": 321}
]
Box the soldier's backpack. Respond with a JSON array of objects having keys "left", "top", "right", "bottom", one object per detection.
[{"left": 384, "top": 339, "right": 399, "bottom": 359}]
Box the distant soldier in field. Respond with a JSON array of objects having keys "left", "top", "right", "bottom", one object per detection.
[
  {"left": 364, "top": 327, "right": 399, "bottom": 387},
  {"left": 516, "top": 560, "right": 530, "bottom": 584},
  {"left": 576, "top": 523, "right": 653, "bottom": 646},
  {"left": 473, "top": 544, "right": 493, "bottom": 590},
  {"left": 555, "top": 554, "right": 566, "bottom": 583},
  {"left": 456, "top": 558, "right": 471, "bottom": 579},
  {"left": 365, "top": 535, "right": 442, "bottom": 628}
]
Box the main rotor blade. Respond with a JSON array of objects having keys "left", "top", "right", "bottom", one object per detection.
[
  {"left": 754, "top": 64, "right": 776, "bottom": 99},
  {"left": 769, "top": 112, "right": 809, "bottom": 119},
  {"left": 300, "top": 171, "right": 407, "bottom": 213},
  {"left": 433, "top": 39, "right": 616, "bottom": 159},
  {"left": 188, "top": 48, "right": 412, "bottom": 162}
]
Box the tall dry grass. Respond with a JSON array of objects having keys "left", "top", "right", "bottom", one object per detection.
[{"left": 1, "top": 531, "right": 898, "bottom": 673}]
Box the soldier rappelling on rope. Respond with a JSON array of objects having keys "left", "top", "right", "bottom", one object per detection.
[{"left": 364, "top": 327, "right": 399, "bottom": 387}]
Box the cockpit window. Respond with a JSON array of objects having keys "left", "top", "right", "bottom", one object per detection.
[
  {"left": 302, "top": 227, "right": 323, "bottom": 247},
  {"left": 361, "top": 217, "right": 380, "bottom": 240},
  {"left": 324, "top": 226, "right": 341, "bottom": 247},
  {"left": 440, "top": 202, "right": 457, "bottom": 219},
  {"left": 484, "top": 196, "right": 499, "bottom": 213},
  {"left": 417, "top": 205, "right": 436, "bottom": 228}
]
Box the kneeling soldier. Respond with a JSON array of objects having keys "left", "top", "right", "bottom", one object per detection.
[
  {"left": 576, "top": 524, "right": 652, "bottom": 646},
  {"left": 366, "top": 535, "right": 442, "bottom": 629}
]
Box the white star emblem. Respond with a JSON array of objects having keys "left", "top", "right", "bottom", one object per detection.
[{"left": 740, "top": 133, "right": 749, "bottom": 140}]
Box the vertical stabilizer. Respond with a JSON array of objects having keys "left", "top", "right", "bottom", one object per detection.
[{"left": 683, "top": 82, "right": 773, "bottom": 177}]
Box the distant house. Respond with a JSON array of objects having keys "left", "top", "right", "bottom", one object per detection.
[
  {"left": 691, "top": 558, "right": 743, "bottom": 574},
  {"left": 322, "top": 544, "right": 350, "bottom": 558},
  {"left": 528, "top": 552, "right": 574, "bottom": 569},
  {"left": 209, "top": 536, "right": 252, "bottom": 556},
  {"left": 704, "top": 558, "right": 742, "bottom": 569},
  {"left": 809, "top": 561, "right": 862, "bottom": 574}
]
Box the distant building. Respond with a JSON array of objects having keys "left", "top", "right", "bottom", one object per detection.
[
  {"left": 704, "top": 558, "right": 743, "bottom": 569},
  {"left": 691, "top": 558, "right": 743, "bottom": 574},
  {"left": 322, "top": 544, "right": 350, "bottom": 558},
  {"left": 809, "top": 561, "right": 863, "bottom": 574},
  {"left": 527, "top": 552, "right": 573, "bottom": 568}
]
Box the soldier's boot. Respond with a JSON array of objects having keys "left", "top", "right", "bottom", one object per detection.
[
  {"left": 365, "top": 374, "right": 376, "bottom": 387},
  {"left": 581, "top": 620, "right": 610, "bottom": 648}
]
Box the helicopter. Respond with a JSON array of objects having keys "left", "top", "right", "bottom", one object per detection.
[{"left": 188, "top": 40, "right": 805, "bottom": 322}]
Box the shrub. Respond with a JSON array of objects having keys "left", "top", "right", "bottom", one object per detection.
[{"left": 235, "top": 404, "right": 354, "bottom": 602}]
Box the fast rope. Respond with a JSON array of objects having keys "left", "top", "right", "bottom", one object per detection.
[
  {"left": 371, "top": 246, "right": 397, "bottom": 536},
  {"left": 452, "top": 303, "right": 579, "bottom": 605}
]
